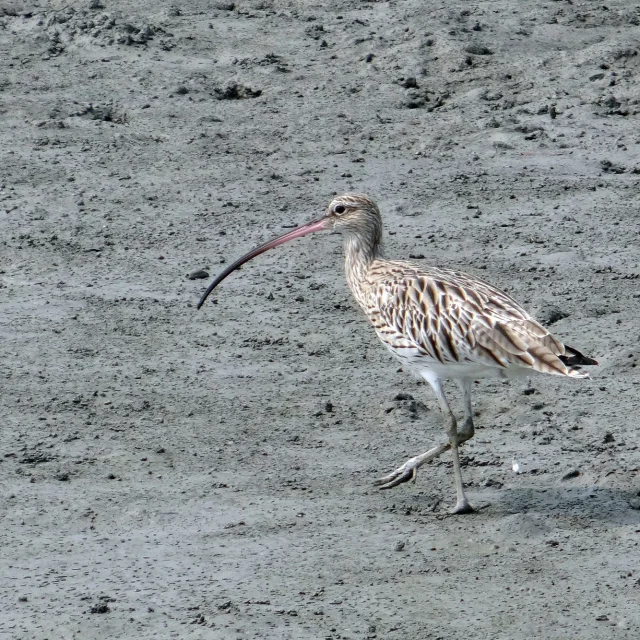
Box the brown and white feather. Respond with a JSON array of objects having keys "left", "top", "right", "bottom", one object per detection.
[{"left": 348, "top": 259, "right": 589, "bottom": 380}]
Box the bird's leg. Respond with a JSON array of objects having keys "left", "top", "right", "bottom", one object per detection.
[
  {"left": 457, "top": 378, "right": 475, "bottom": 445},
  {"left": 375, "top": 378, "right": 474, "bottom": 513},
  {"left": 375, "top": 378, "right": 475, "bottom": 513},
  {"left": 430, "top": 378, "right": 473, "bottom": 514}
]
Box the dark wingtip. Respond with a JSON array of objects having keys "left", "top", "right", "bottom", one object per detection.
[
  {"left": 559, "top": 355, "right": 599, "bottom": 366},
  {"left": 560, "top": 346, "right": 598, "bottom": 367}
]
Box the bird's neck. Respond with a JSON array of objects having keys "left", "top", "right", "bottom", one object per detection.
[{"left": 344, "top": 231, "right": 383, "bottom": 299}]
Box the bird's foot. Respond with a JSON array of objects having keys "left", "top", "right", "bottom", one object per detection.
[
  {"left": 374, "top": 443, "right": 451, "bottom": 490},
  {"left": 373, "top": 457, "right": 420, "bottom": 490},
  {"left": 449, "top": 498, "right": 474, "bottom": 515}
]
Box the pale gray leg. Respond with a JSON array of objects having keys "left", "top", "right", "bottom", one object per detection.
[
  {"left": 430, "top": 378, "right": 473, "bottom": 514},
  {"left": 374, "top": 377, "right": 474, "bottom": 514},
  {"left": 457, "top": 378, "right": 476, "bottom": 445}
]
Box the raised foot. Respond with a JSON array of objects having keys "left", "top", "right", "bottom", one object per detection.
[
  {"left": 373, "top": 458, "right": 419, "bottom": 490},
  {"left": 449, "top": 499, "right": 474, "bottom": 515}
]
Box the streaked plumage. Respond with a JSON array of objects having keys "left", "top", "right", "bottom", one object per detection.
[
  {"left": 198, "top": 193, "right": 597, "bottom": 513},
  {"left": 352, "top": 261, "right": 593, "bottom": 381}
]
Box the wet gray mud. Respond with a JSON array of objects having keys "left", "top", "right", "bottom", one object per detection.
[{"left": 1, "top": 1, "right": 640, "bottom": 638}]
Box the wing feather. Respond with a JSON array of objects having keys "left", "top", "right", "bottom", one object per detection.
[{"left": 362, "top": 261, "right": 590, "bottom": 378}]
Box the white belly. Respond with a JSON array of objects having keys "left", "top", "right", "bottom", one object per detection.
[{"left": 383, "top": 343, "right": 532, "bottom": 381}]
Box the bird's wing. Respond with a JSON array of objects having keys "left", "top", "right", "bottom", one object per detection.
[{"left": 367, "top": 263, "right": 584, "bottom": 377}]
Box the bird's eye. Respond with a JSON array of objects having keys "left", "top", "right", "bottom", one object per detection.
[{"left": 334, "top": 205, "right": 346, "bottom": 215}]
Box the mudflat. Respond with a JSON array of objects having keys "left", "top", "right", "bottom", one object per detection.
[{"left": 1, "top": 1, "right": 639, "bottom": 638}]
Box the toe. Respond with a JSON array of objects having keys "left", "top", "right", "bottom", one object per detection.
[
  {"left": 376, "top": 466, "right": 415, "bottom": 490},
  {"left": 373, "top": 473, "right": 396, "bottom": 487}
]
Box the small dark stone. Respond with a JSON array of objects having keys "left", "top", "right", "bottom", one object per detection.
[
  {"left": 464, "top": 44, "right": 493, "bottom": 55},
  {"left": 562, "top": 469, "right": 581, "bottom": 480},
  {"left": 600, "top": 159, "right": 626, "bottom": 174},
  {"left": 55, "top": 472, "right": 70, "bottom": 482},
  {"left": 214, "top": 83, "right": 261, "bottom": 100},
  {"left": 393, "top": 393, "right": 414, "bottom": 401},
  {"left": 188, "top": 269, "right": 209, "bottom": 280},
  {"left": 481, "top": 477, "right": 503, "bottom": 488},
  {"left": 603, "top": 432, "right": 615, "bottom": 443},
  {"left": 175, "top": 86, "right": 189, "bottom": 95},
  {"left": 537, "top": 304, "right": 569, "bottom": 326},
  {"left": 90, "top": 602, "right": 110, "bottom": 614},
  {"left": 482, "top": 90, "right": 503, "bottom": 102},
  {"left": 394, "top": 541, "right": 405, "bottom": 551}
]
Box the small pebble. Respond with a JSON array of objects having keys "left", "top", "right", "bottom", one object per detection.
[
  {"left": 188, "top": 269, "right": 210, "bottom": 280},
  {"left": 465, "top": 44, "right": 493, "bottom": 55}
]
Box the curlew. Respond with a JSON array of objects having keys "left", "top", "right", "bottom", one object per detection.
[{"left": 197, "top": 194, "right": 597, "bottom": 513}]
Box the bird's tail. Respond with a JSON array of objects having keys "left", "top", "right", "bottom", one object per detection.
[
  {"left": 560, "top": 345, "right": 598, "bottom": 366},
  {"left": 560, "top": 345, "right": 598, "bottom": 378}
]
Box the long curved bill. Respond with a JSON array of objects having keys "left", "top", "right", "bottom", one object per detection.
[{"left": 197, "top": 217, "right": 329, "bottom": 309}]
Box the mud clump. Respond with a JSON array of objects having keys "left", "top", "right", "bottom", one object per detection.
[{"left": 213, "top": 82, "right": 262, "bottom": 100}]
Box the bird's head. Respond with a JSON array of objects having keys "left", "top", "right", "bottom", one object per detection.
[
  {"left": 323, "top": 194, "right": 382, "bottom": 235},
  {"left": 196, "top": 193, "right": 381, "bottom": 309}
]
